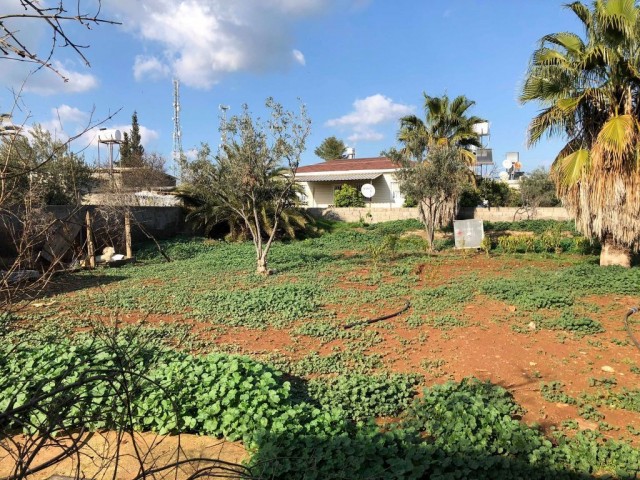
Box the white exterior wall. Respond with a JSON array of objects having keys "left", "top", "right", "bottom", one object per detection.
[{"left": 298, "top": 171, "right": 404, "bottom": 208}]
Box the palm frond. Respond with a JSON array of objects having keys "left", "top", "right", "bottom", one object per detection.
[
  {"left": 596, "top": 114, "right": 635, "bottom": 159},
  {"left": 565, "top": 2, "right": 593, "bottom": 30},
  {"left": 553, "top": 148, "right": 591, "bottom": 186},
  {"left": 540, "top": 32, "right": 585, "bottom": 54}
]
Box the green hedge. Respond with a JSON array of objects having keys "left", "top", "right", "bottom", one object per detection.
[{"left": 484, "top": 220, "right": 577, "bottom": 235}]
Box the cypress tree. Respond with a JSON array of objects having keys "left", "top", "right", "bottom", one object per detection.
[{"left": 121, "top": 111, "right": 144, "bottom": 167}]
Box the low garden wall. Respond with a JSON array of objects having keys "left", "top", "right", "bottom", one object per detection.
[
  {"left": 1, "top": 206, "right": 186, "bottom": 257},
  {"left": 307, "top": 207, "right": 419, "bottom": 224},
  {"left": 306, "top": 206, "right": 572, "bottom": 224},
  {"left": 458, "top": 207, "right": 572, "bottom": 222},
  {"left": 47, "top": 205, "right": 187, "bottom": 240}
]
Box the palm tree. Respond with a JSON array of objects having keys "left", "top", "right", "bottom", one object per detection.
[
  {"left": 398, "top": 93, "right": 485, "bottom": 164},
  {"left": 521, "top": 0, "right": 640, "bottom": 267}
]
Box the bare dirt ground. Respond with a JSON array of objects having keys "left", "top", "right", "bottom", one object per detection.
[
  {"left": 11, "top": 249, "right": 640, "bottom": 478},
  {"left": 0, "top": 432, "right": 247, "bottom": 480},
  {"left": 189, "top": 254, "right": 640, "bottom": 443}
]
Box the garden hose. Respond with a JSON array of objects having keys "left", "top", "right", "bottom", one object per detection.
[
  {"left": 624, "top": 307, "right": 640, "bottom": 352},
  {"left": 343, "top": 299, "right": 411, "bottom": 330}
]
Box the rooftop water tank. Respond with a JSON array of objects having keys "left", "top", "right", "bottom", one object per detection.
[
  {"left": 97, "top": 129, "right": 122, "bottom": 143},
  {"left": 472, "top": 122, "right": 490, "bottom": 136}
]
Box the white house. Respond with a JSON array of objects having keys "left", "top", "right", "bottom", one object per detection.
[{"left": 295, "top": 157, "right": 404, "bottom": 208}]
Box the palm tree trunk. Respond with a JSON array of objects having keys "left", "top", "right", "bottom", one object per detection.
[{"left": 600, "top": 234, "right": 631, "bottom": 267}]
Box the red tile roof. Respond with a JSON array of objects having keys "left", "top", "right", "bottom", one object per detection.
[{"left": 297, "top": 157, "right": 397, "bottom": 173}]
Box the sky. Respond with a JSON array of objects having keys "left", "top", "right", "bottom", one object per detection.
[{"left": 0, "top": 0, "right": 584, "bottom": 175}]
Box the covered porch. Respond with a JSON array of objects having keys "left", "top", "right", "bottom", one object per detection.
[{"left": 296, "top": 172, "right": 402, "bottom": 208}]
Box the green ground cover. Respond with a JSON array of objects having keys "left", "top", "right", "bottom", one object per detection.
[{"left": 3, "top": 219, "right": 640, "bottom": 478}]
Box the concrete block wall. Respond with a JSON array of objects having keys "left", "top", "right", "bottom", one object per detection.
[
  {"left": 129, "top": 206, "right": 186, "bottom": 239},
  {"left": 306, "top": 206, "right": 572, "bottom": 224},
  {"left": 462, "top": 207, "right": 572, "bottom": 222},
  {"left": 44, "top": 205, "right": 186, "bottom": 239},
  {"left": 307, "top": 207, "right": 419, "bottom": 223},
  {"left": 1, "top": 206, "right": 186, "bottom": 255}
]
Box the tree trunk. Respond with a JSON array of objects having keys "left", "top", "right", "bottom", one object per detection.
[
  {"left": 85, "top": 210, "right": 95, "bottom": 269},
  {"left": 124, "top": 210, "right": 132, "bottom": 259},
  {"left": 418, "top": 201, "right": 433, "bottom": 252},
  {"left": 600, "top": 235, "right": 631, "bottom": 268},
  {"left": 426, "top": 224, "right": 435, "bottom": 252},
  {"left": 256, "top": 255, "right": 270, "bottom": 275}
]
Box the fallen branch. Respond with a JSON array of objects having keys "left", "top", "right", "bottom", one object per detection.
[{"left": 343, "top": 299, "right": 411, "bottom": 330}]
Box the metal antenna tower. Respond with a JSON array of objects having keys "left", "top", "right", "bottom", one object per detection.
[{"left": 172, "top": 78, "right": 185, "bottom": 182}]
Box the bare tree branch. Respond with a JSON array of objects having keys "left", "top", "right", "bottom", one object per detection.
[{"left": 0, "top": 0, "right": 120, "bottom": 79}]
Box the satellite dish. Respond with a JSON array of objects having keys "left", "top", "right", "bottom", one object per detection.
[
  {"left": 361, "top": 184, "right": 375, "bottom": 198},
  {"left": 502, "top": 159, "right": 512, "bottom": 169},
  {"left": 499, "top": 171, "right": 509, "bottom": 182}
]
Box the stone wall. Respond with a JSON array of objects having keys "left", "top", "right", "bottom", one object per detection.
[
  {"left": 306, "top": 207, "right": 419, "bottom": 223},
  {"left": 306, "top": 206, "right": 572, "bottom": 223},
  {"left": 82, "top": 192, "right": 183, "bottom": 207},
  {"left": 458, "top": 207, "right": 572, "bottom": 222}
]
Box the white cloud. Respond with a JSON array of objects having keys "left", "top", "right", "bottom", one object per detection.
[
  {"left": 80, "top": 124, "right": 160, "bottom": 149},
  {"left": 327, "top": 94, "right": 414, "bottom": 127},
  {"left": 56, "top": 105, "right": 90, "bottom": 125},
  {"left": 133, "top": 55, "right": 171, "bottom": 81},
  {"left": 37, "top": 105, "right": 91, "bottom": 140},
  {"left": 185, "top": 148, "right": 199, "bottom": 161},
  {"left": 0, "top": 61, "right": 99, "bottom": 96},
  {"left": 326, "top": 94, "right": 415, "bottom": 143},
  {"left": 0, "top": 0, "right": 99, "bottom": 96},
  {"left": 348, "top": 130, "right": 384, "bottom": 143},
  {"left": 109, "top": 0, "right": 361, "bottom": 88},
  {"left": 268, "top": 0, "right": 327, "bottom": 15},
  {"left": 292, "top": 49, "right": 306, "bottom": 66},
  {"left": 24, "top": 105, "right": 160, "bottom": 154}
]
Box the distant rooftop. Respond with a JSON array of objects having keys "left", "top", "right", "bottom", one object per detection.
[{"left": 297, "top": 157, "right": 396, "bottom": 173}]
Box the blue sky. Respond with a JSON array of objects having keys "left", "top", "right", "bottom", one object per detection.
[{"left": 0, "top": 0, "right": 583, "bottom": 174}]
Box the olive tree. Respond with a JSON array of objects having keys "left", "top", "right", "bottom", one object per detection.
[
  {"left": 393, "top": 146, "right": 469, "bottom": 251},
  {"left": 518, "top": 168, "right": 560, "bottom": 215},
  {"left": 206, "top": 98, "right": 310, "bottom": 275}
]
